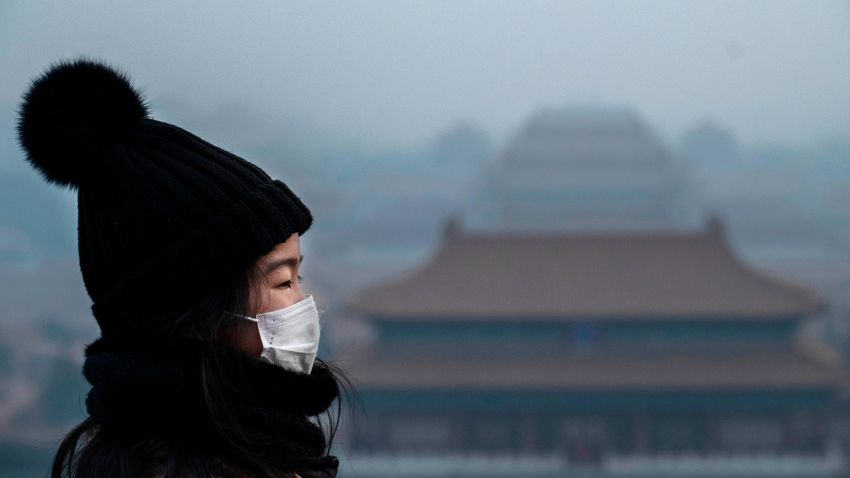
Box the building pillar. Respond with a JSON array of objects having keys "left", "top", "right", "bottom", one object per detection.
[
  {"left": 633, "top": 413, "right": 649, "bottom": 455},
  {"left": 782, "top": 413, "right": 798, "bottom": 451},
  {"left": 451, "top": 411, "right": 466, "bottom": 451},
  {"left": 519, "top": 414, "right": 537, "bottom": 453}
]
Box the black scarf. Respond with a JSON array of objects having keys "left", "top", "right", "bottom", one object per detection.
[{"left": 82, "top": 335, "right": 340, "bottom": 477}]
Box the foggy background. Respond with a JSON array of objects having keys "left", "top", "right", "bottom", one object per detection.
[{"left": 1, "top": 1, "right": 849, "bottom": 477}]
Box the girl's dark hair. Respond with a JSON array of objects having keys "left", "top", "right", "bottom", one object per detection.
[{"left": 50, "top": 262, "right": 359, "bottom": 478}]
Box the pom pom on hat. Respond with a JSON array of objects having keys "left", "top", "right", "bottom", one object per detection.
[{"left": 16, "top": 57, "right": 150, "bottom": 189}]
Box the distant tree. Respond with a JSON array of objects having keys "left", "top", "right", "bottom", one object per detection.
[
  {"left": 0, "top": 343, "right": 10, "bottom": 378},
  {"left": 39, "top": 356, "right": 88, "bottom": 425}
]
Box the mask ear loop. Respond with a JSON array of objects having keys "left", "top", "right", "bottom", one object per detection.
[
  {"left": 224, "top": 311, "right": 258, "bottom": 323},
  {"left": 225, "top": 294, "right": 321, "bottom": 323}
]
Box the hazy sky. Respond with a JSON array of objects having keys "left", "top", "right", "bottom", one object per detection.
[{"left": 1, "top": 0, "right": 849, "bottom": 161}]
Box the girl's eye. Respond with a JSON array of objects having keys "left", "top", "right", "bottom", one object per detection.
[{"left": 279, "top": 275, "right": 304, "bottom": 289}]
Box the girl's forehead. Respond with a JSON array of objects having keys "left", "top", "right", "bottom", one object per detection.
[{"left": 259, "top": 236, "right": 302, "bottom": 275}]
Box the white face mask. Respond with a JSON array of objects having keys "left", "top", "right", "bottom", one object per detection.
[{"left": 238, "top": 294, "right": 321, "bottom": 374}]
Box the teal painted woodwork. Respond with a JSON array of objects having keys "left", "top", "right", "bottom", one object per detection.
[{"left": 374, "top": 317, "right": 800, "bottom": 345}]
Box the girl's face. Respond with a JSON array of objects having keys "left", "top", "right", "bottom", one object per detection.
[{"left": 229, "top": 232, "right": 305, "bottom": 357}]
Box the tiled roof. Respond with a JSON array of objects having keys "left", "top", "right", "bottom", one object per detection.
[{"left": 346, "top": 220, "right": 823, "bottom": 321}]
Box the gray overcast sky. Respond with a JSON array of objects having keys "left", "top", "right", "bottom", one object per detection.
[{"left": 1, "top": 0, "right": 849, "bottom": 156}]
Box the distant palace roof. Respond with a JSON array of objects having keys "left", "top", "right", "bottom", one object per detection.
[{"left": 346, "top": 218, "right": 823, "bottom": 321}]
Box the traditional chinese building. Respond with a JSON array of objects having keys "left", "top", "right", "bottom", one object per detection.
[
  {"left": 341, "top": 217, "right": 847, "bottom": 470},
  {"left": 463, "top": 106, "right": 701, "bottom": 234}
]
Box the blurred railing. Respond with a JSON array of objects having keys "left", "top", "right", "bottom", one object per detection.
[{"left": 339, "top": 450, "right": 846, "bottom": 477}]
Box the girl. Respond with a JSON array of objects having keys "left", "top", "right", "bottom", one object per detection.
[{"left": 17, "top": 58, "right": 351, "bottom": 478}]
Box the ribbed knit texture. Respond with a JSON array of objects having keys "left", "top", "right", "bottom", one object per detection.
[{"left": 80, "top": 120, "right": 313, "bottom": 338}]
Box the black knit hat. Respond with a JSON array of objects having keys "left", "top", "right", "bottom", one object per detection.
[{"left": 16, "top": 58, "right": 313, "bottom": 340}]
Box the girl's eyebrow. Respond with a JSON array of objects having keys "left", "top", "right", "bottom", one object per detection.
[{"left": 263, "top": 254, "right": 303, "bottom": 275}]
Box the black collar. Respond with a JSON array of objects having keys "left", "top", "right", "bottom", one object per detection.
[{"left": 82, "top": 335, "right": 340, "bottom": 465}]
